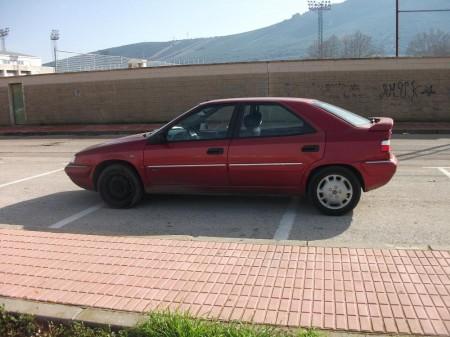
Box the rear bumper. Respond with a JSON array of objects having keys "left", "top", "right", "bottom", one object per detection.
[
  {"left": 65, "top": 163, "right": 94, "bottom": 190},
  {"left": 358, "top": 155, "right": 398, "bottom": 192}
]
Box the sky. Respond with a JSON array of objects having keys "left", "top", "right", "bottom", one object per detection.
[{"left": 0, "top": 0, "right": 345, "bottom": 62}]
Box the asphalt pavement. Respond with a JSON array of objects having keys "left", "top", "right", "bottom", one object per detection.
[{"left": 0, "top": 134, "right": 449, "bottom": 250}]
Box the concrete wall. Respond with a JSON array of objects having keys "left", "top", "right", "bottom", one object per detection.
[
  {"left": 269, "top": 59, "right": 450, "bottom": 123},
  {"left": 0, "top": 57, "right": 449, "bottom": 125}
]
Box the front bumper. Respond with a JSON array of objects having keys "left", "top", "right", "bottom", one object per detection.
[
  {"left": 65, "top": 163, "right": 94, "bottom": 190},
  {"left": 359, "top": 155, "right": 398, "bottom": 192}
]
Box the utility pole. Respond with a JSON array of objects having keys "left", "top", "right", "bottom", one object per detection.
[
  {"left": 50, "top": 29, "right": 60, "bottom": 72},
  {"left": 308, "top": 1, "right": 332, "bottom": 59},
  {"left": 396, "top": 0, "right": 399, "bottom": 57},
  {"left": 0, "top": 27, "right": 10, "bottom": 52}
]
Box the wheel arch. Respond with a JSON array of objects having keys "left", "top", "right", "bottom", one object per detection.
[
  {"left": 305, "top": 164, "right": 366, "bottom": 195},
  {"left": 93, "top": 160, "right": 144, "bottom": 191}
]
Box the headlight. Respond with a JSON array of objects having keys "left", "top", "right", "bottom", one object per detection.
[{"left": 70, "top": 155, "right": 77, "bottom": 164}]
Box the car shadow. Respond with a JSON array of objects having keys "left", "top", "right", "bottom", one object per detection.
[
  {"left": 0, "top": 190, "right": 352, "bottom": 242},
  {"left": 288, "top": 202, "right": 354, "bottom": 242}
]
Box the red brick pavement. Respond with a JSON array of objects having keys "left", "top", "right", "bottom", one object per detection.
[{"left": 0, "top": 228, "right": 449, "bottom": 336}]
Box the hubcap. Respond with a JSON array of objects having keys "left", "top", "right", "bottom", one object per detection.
[
  {"left": 317, "top": 174, "right": 353, "bottom": 210},
  {"left": 108, "top": 175, "right": 132, "bottom": 200}
]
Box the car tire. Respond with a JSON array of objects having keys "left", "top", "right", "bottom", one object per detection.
[
  {"left": 97, "top": 164, "right": 143, "bottom": 208},
  {"left": 309, "top": 166, "right": 361, "bottom": 216}
]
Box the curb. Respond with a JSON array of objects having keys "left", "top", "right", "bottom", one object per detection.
[
  {"left": 0, "top": 296, "right": 145, "bottom": 328},
  {"left": 1, "top": 122, "right": 450, "bottom": 136},
  {"left": 0, "top": 296, "right": 417, "bottom": 337},
  {"left": 0, "top": 130, "right": 149, "bottom": 136},
  {"left": 1, "top": 129, "right": 450, "bottom": 136},
  {"left": 394, "top": 129, "right": 450, "bottom": 135}
]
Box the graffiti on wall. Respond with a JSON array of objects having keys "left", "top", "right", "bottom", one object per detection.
[
  {"left": 282, "top": 79, "right": 438, "bottom": 104},
  {"left": 320, "top": 82, "right": 365, "bottom": 99},
  {"left": 379, "top": 81, "right": 436, "bottom": 101},
  {"left": 283, "top": 82, "right": 366, "bottom": 100}
]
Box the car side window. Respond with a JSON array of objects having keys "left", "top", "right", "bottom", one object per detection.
[
  {"left": 167, "top": 105, "right": 235, "bottom": 142},
  {"left": 238, "top": 104, "right": 314, "bottom": 138}
]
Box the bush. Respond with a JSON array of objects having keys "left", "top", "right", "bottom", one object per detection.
[{"left": 0, "top": 306, "right": 38, "bottom": 337}]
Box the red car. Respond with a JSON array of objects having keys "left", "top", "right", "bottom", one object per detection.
[{"left": 66, "top": 98, "right": 397, "bottom": 215}]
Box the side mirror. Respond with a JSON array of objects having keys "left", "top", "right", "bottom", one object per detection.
[{"left": 148, "top": 132, "right": 167, "bottom": 145}]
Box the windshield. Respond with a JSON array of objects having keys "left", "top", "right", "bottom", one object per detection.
[{"left": 314, "top": 101, "right": 371, "bottom": 127}]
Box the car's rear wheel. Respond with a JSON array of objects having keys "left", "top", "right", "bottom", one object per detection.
[
  {"left": 97, "top": 164, "right": 143, "bottom": 208},
  {"left": 309, "top": 166, "right": 361, "bottom": 216}
]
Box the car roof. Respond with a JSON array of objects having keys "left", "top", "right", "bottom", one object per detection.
[{"left": 201, "top": 97, "right": 316, "bottom": 105}]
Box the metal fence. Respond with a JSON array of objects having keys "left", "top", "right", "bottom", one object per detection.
[
  {"left": 52, "top": 49, "right": 311, "bottom": 73},
  {"left": 54, "top": 50, "right": 175, "bottom": 73}
]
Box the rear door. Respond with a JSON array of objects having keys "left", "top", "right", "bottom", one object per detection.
[
  {"left": 228, "top": 103, "right": 325, "bottom": 189},
  {"left": 144, "top": 104, "right": 237, "bottom": 188}
]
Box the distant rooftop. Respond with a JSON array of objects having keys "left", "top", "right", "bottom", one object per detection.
[{"left": 0, "top": 50, "right": 39, "bottom": 58}]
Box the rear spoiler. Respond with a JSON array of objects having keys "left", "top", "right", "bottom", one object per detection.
[{"left": 369, "top": 117, "right": 394, "bottom": 131}]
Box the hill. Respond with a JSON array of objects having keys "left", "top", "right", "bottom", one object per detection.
[{"left": 67, "top": 0, "right": 450, "bottom": 64}]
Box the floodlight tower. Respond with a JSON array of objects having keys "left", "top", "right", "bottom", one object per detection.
[
  {"left": 50, "top": 29, "right": 60, "bottom": 71},
  {"left": 308, "top": 1, "right": 332, "bottom": 58},
  {"left": 0, "top": 27, "right": 10, "bottom": 52}
]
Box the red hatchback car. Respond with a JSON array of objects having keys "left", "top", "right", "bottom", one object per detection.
[{"left": 66, "top": 98, "right": 397, "bottom": 215}]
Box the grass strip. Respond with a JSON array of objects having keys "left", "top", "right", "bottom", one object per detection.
[{"left": 0, "top": 305, "right": 324, "bottom": 337}]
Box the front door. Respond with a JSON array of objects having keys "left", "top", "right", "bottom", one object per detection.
[
  {"left": 144, "top": 104, "right": 237, "bottom": 188},
  {"left": 228, "top": 103, "right": 325, "bottom": 189}
]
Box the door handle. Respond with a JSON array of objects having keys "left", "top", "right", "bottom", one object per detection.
[
  {"left": 207, "top": 147, "right": 224, "bottom": 155},
  {"left": 302, "top": 145, "right": 320, "bottom": 153}
]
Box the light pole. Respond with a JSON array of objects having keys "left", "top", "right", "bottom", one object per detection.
[
  {"left": 0, "top": 27, "right": 10, "bottom": 52},
  {"left": 308, "top": 1, "right": 332, "bottom": 59},
  {"left": 50, "top": 29, "right": 60, "bottom": 72}
]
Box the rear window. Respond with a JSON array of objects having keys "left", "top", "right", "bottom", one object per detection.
[{"left": 314, "top": 101, "right": 371, "bottom": 127}]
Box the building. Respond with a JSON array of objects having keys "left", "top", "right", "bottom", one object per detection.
[
  {"left": 127, "top": 58, "right": 148, "bottom": 68},
  {"left": 0, "top": 50, "right": 54, "bottom": 77}
]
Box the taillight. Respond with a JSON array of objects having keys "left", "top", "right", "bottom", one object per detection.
[{"left": 381, "top": 139, "right": 391, "bottom": 152}]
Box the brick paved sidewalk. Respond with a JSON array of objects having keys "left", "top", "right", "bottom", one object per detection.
[{"left": 0, "top": 228, "right": 449, "bottom": 336}]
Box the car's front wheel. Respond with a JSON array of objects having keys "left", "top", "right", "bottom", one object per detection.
[
  {"left": 309, "top": 166, "right": 361, "bottom": 216},
  {"left": 97, "top": 164, "right": 143, "bottom": 208}
]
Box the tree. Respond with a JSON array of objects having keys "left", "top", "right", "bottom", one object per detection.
[
  {"left": 306, "top": 31, "right": 382, "bottom": 59},
  {"left": 340, "top": 31, "right": 380, "bottom": 58},
  {"left": 406, "top": 29, "right": 450, "bottom": 57},
  {"left": 306, "top": 35, "right": 340, "bottom": 59}
]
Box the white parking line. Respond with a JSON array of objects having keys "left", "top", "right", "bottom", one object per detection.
[
  {"left": 0, "top": 168, "right": 64, "bottom": 189},
  {"left": 424, "top": 167, "right": 450, "bottom": 179},
  {"left": 273, "top": 197, "right": 299, "bottom": 240},
  {"left": 49, "top": 204, "right": 103, "bottom": 229},
  {"left": 437, "top": 168, "right": 450, "bottom": 179}
]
